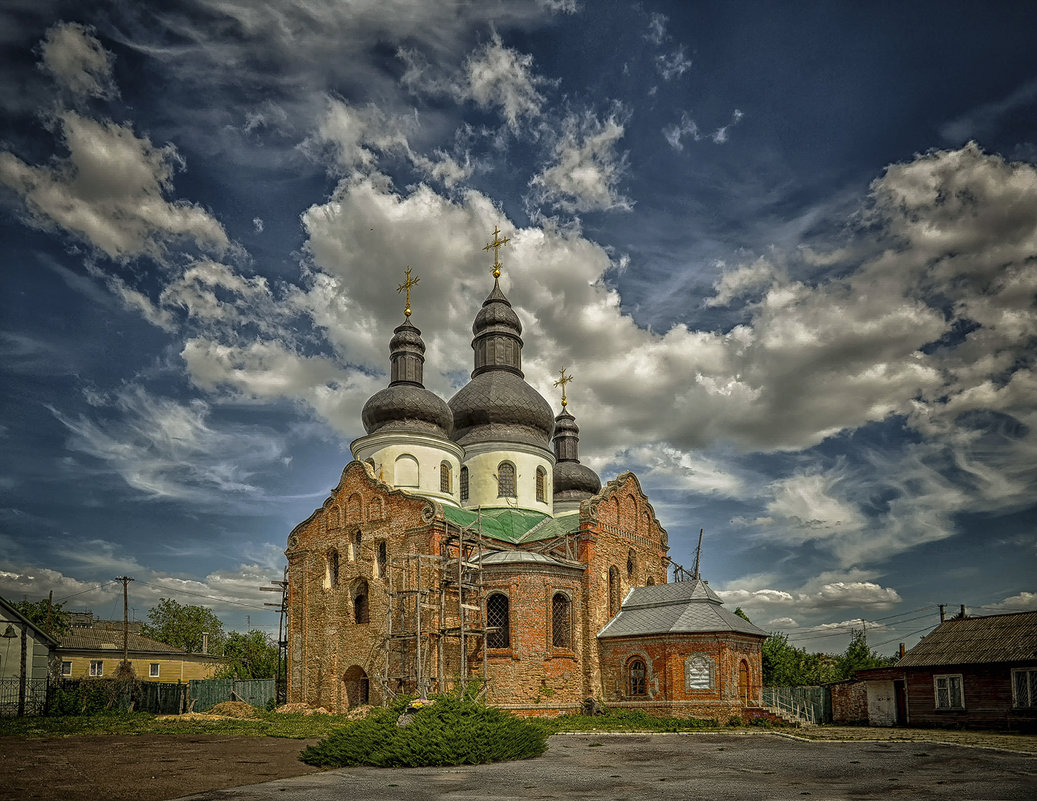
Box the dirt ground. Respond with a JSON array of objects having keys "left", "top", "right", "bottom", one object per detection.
[
  {"left": 0, "top": 734, "right": 321, "bottom": 801},
  {"left": 0, "top": 726, "right": 1034, "bottom": 801}
]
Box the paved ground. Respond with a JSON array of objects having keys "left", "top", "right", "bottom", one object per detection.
[{"left": 172, "top": 732, "right": 1036, "bottom": 801}]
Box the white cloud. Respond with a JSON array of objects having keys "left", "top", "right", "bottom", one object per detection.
[
  {"left": 719, "top": 572, "right": 902, "bottom": 616},
  {"left": 528, "top": 110, "right": 631, "bottom": 213},
  {"left": 645, "top": 13, "right": 667, "bottom": 46},
  {"left": 982, "top": 592, "right": 1037, "bottom": 613},
  {"left": 656, "top": 45, "right": 691, "bottom": 80},
  {"left": 663, "top": 112, "right": 700, "bottom": 151},
  {"left": 48, "top": 385, "right": 289, "bottom": 503},
  {"left": 706, "top": 255, "right": 776, "bottom": 306},
  {"left": 463, "top": 34, "right": 547, "bottom": 129},
  {"left": 38, "top": 22, "right": 117, "bottom": 99},
  {"left": 0, "top": 112, "right": 229, "bottom": 262}
]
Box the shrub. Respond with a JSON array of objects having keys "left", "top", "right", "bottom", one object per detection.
[{"left": 299, "top": 695, "right": 547, "bottom": 768}]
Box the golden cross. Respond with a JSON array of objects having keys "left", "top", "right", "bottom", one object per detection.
[
  {"left": 482, "top": 225, "right": 510, "bottom": 279},
  {"left": 554, "top": 367, "right": 573, "bottom": 408},
  {"left": 396, "top": 267, "right": 420, "bottom": 318}
]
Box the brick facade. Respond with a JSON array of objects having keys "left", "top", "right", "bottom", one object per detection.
[
  {"left": 286, "top": 464, "right": 765, "bottom": 718},
  {"left": 831, "top": 679, "right": 869, "bottom": 724}
]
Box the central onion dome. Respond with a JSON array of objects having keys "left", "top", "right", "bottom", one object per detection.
[
  {"left": 449, "top": 278, "right": 554, "bottom": 448},
  {"left": 362, "top": 318, "right": 453, "bottom": 437}
]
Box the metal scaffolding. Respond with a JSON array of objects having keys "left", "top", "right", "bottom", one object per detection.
[{"left": 378, "top": 511, "right": 491, "bottom": 701}]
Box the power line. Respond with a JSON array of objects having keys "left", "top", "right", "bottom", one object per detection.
[
  {"left": 56, "top": 581, "right": 116, "bottom": 604},
  {"left": 135, "top": 580, "right": 274, "bottom": 612}
]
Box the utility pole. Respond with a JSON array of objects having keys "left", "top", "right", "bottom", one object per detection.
[
  {"left": 261, "top": 570, "right": 289, "bottom": 704},
  {"left": 115, "top": 576, "right": 134, "bottom": 669}
]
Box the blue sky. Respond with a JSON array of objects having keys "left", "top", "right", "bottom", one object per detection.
[{"left": 1, "top": 1, "right": 1034, "bottom": 652}]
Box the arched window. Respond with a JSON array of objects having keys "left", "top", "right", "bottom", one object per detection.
[
  {"left": 608, "top": 565, "right": 621, "bottom": 618},
  {"left": 535, "top": 467, "right": 546, "bottom": 502},
  {"left": 343, "top": 665, "right": 369, "bottom": 707},
  {"left": 328, "top": 550, "right": 339, "bottom": 587},
  {"left": 646, "top": 576, "right": 655, "bottom": 586},
  {"left": 440, "top": 461, "right": 452, "bottom": 493},
  {"left": 376, "top": 541, "right": 387, "bottom": 578},
  {"left": 460, "top": 466, "right": 469, "bottom": 502},
  {"left": 395, "top": 454, "right": 419, "bottom": 487},
  {"left": 353, "top": 579, "right": 369, "bottom": 624},
  {"left": 628, "top": 658, "right": 647, "bottom": 696},
  {"left": 353, "top": 530, "right": 362, "bottom": 561},
  {"left": 486, "top": 593, "right": 510, "bottom": 649},
  {"left": 552, "top": 593, "right": 572, "bottom": 648},
  {"left": 497, "top": 462, "right": 516, "bottom": 497},
  {"left": 627, "top": 549, "right": 635, "bottom": 577}
]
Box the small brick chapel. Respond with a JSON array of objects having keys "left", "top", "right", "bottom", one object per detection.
[{"left": 285, "top": 229, "right": 766, "bottom": 718}]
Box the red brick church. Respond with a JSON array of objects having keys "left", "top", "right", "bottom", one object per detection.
[{"left": 285, "top": 229, "right": 765, "bottom": 718}]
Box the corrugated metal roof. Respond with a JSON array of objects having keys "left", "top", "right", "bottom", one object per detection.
[
  {"left": 598, "top": 578, "right": 767, "bottom": 639},
  {"left": 58, "top": 627, "right": 205, "bottom": 656},
  {"left": 896, "top": 611, "right": 1037, "bottom": 667},
  {"left": 479, "top": 550, "right": 574, "bottom": 568}
]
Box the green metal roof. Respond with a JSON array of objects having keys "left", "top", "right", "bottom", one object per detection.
[{"left": 440, "top": 506, "right": 579, "bottom": 544}]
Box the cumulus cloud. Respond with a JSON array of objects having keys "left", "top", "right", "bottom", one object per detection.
[
  {"left": 38, "top": 22, "right": 117, "bottom": 99},
  {"left": 462, "top": 33, "right": 548, "bottom": 129},
  {"left": 982, "top": 591, "right": 1037, "bottom": 613},
  {"left": 0, "top": 112, "right": 229, "bottom": 261},
  {"left": 528, "top": 110, "right": 631, "bottom": 213},
  {"left": 718, "top": 572, "right": 902, "bottom": 616}
]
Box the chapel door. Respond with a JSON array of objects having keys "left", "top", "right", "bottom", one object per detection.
[{"left": 738, "top": 661, "right": 749, "bottom": 704}]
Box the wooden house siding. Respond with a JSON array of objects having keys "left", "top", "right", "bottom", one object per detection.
[
  {"left": 59, "top": 653, "right": 219, "bottom": 682},
  {"left": 904, "top": 663, "right": 1037, "bottom": 730}
]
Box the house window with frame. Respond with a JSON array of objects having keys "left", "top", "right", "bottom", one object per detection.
[
  {"left": 90, "top": 660, "right": 104, "bottom": 677},
  {"left": 440, "top": 461, "right": 452, "bottom": 494},
  {"left": 486, "top": 593, "right": 510, "bottom": 649},
  {"left": 627, "top": 657, "right": 647, "bottom": 696},
  {"left": 1013, "top": 668, "right": 1037, "bottom": 708},
  {"left": 61, "top": 661, "right": 72, "bottom": 677},
  {"left": 460, "top": 466, "right": 469, "bottom": 502},
  {"left": 497, "top": 462, "right": 516, "bottom": 497},
  {"left": 551, "top": 593, "right": 572, "bottom": 649},
  {"left": 150, "top": 663, "right": 160, "bottom": 678},
  {"left": 934, "top": 674, "right": 964, "bottom": 709},
  {"left": 535, "top": 467, "right": 546, "bottom": 502}
]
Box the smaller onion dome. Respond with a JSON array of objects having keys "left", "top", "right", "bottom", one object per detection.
[
  {"left": 552, "top": 408, "right": 600, "bottom": 500},
  {"left": 361, "top": 318, "right": 452, "bottom": 437}
]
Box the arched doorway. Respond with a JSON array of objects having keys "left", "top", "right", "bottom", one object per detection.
[
  {"left": 343, "top": 665, "right": 369, "bottom": 707},
  {"left": 738, "top": 660, "right": 749, "bottom": 704}
]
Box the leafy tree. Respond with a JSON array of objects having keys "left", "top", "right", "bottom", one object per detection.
[
  {"left": 11, "top": 598, "right": 72, "bottom": 638},
  {"left": 762, "top": 633, "right": 839, "bottom": 686},
  {"left": 733, "top": 607, "right": 752, "bottom": 623},
  {"left": 141, "top": 598, "right": 225, "bottom": 654},
  {"left": 836, "top": 629, "right": 896, "bottom": 680},
  {"left": 215, "top": 630, "right": 280, "bottom": 680}
]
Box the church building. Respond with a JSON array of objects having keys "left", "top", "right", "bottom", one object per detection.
[{"left": 285, "top": 228, "right": 766, "bottom": 718}]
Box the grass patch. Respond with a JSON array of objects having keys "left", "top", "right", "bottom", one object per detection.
[
  {"left": 299, "top": 695, "right": 547, "bottom": 768},
  {"left": 536, "top": 709, "right": 719, "bottom": 734}
]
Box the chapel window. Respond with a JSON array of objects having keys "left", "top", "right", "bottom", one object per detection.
[
  {"left": 376, "top": 541, "right": 387, "bottom": 578},
  {"left": 460, "top": 466, "right": 469, "bottom": 502},
  {"left": 552, "top": 593, "right": 572, "bottom": 649},
  {"left": 497, "top": 462, "right": 516, "bottom": 498},
  {"left": 440, "top": 461, "right": 452, "bottom": 494},
  {"left": 353, "top": 579, "right": 369, "bottom": 624},
  {"left": 608, "top": 566, "right": 621, "bottom": 618},
  {"left": 536, "top": 467, "right": 546, "bottom": 503},
  {"left": 328, "top": 549, "right": 340, "bottom": 586},
  {"left": 486, "top": 593, "right": 510, "bottom": 649},
  {"left": 353, "top": 530, "right": 362, "bottom": 561},
  {"left": 628, "top": 658, "right": 647, "bottom": 696},
  {"left": 627, "top": 549, "right": 635, "bottom": 577}
]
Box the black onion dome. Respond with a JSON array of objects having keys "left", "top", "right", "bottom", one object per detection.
[
  {"left": 362, "top": 384, "right": 453, "bottom": 436},
  {"left": 448, "top": 371, "right": 554, "bottom": 448},
  {"left": 553, "top": 461, "right": 602, "bottom": 500},
  {"left": 552, "top": 408, "right": 600, "bottom": 500},
  {"left": 361, "top": 317, "right": 452, "bottom": 437}
]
